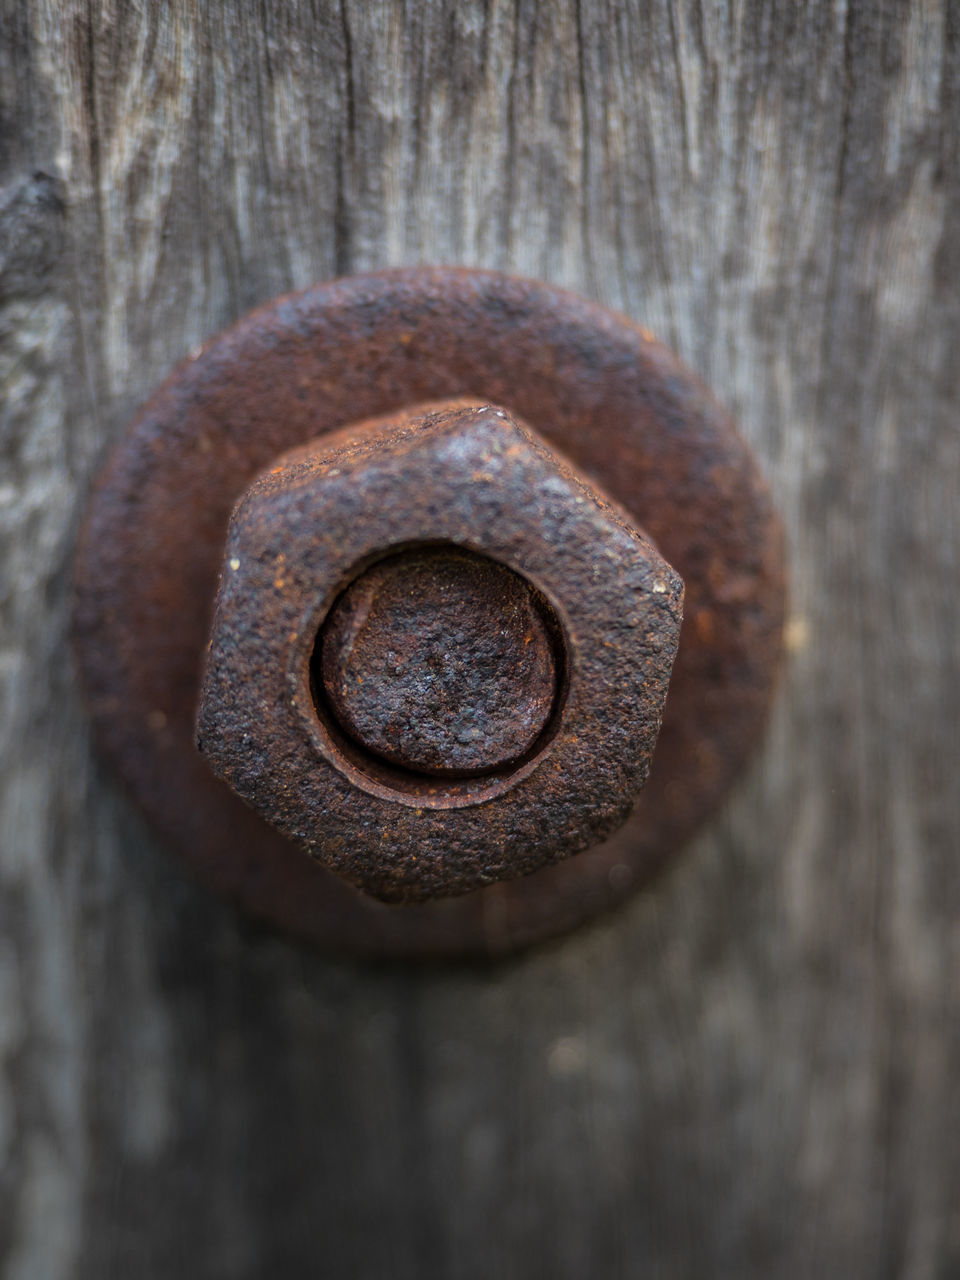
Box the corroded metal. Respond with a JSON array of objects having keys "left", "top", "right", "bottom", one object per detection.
[
  {"left": 195, "top": 401, "right": 683, "bottom": 903},
  {"left": 73, "top": 267, "right": 786, "bottom": 958},
  {"left": 319, "top": 543, "right": 560, "bottom": 778}
]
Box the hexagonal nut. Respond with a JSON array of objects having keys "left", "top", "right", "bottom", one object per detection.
[{"left": 196, "top": 399, "right": 684, "bottom": 904}]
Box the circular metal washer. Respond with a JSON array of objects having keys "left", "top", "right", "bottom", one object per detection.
[{"left": 73, "top": 267, "right": 786, "bottom": 959}]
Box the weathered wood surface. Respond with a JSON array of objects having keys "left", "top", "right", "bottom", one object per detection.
[{"left": 2, "top": 2, "right": 959, "bottom": 1276}]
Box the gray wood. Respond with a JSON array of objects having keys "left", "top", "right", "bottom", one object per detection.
[{"left": 2, "top": 1, "right": 959, "bottom": 1276}]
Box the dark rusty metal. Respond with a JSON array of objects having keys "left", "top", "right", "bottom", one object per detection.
[
  {"left": 318, "top": 544, "right": 561, "bottom": 778},
  {"left": 73, "top": 267, "right": 786, "bottom": 957},
  {"left": 195, "top": 400, "right": 683, "bottom": 903}
]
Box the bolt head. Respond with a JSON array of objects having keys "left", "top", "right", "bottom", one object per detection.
[{"left": 196, "top": 400, "right": 683, "bottom": 903}]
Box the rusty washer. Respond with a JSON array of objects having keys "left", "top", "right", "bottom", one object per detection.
[
  {"left": 73, "top": 267, "right": 786, "bottom": 958},
  {"left": 196, "top": 400, "right": 683, "bottom": 903}
]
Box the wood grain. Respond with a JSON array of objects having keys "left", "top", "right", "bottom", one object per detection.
[{"left": 2, "top": 1, "right": 959, "bottom": 1276}]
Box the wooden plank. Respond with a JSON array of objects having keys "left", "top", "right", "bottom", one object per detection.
[{"left": 1, "top": 1, "right": 958, "bottom": 1275}]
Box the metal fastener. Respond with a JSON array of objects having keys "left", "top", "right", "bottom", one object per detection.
[
  {"left": 73, "top": 268, "right": 785, "bottom": 957},
  {"left": 196, "top": 400, "right": 683, "bottom": 903},
  {"left": 319, "top": 545, "right": 560, "bottom": 778}
]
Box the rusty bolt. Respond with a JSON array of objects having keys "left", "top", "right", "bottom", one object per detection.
[
  {"left": 196, "top": 398, "right": 684, "bottom": 904},
  {"left": 75, "top": 267, "right": 786, "bottom": 955},
  {"left": 319, "top": 546, "right": 561, "bottom": 777}
]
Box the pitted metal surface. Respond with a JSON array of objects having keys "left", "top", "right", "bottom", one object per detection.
[
  {"left": 73, "top": 267, "right": 786, "bottom": 956},
  {"left": 318, "top": 545, "right": 561, "bottom": 778},
  {"left": 196, "top": 402, "right": 683, "bottom": 903}
]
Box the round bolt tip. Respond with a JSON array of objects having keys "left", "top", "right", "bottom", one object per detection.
[{"left": 316, "top": 546, "right": 562, "bottom": 778}]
